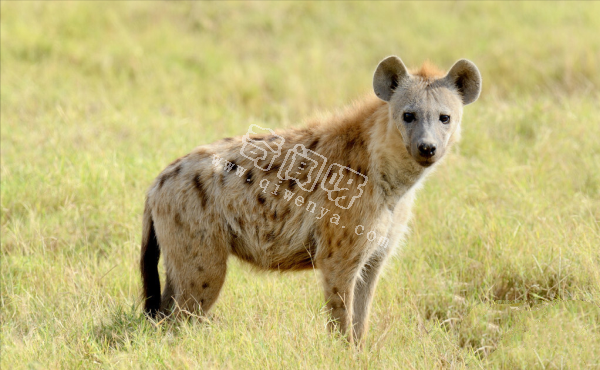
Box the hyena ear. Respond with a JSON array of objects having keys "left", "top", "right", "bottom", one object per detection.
[
  {"left": 373, "top": 56, "right": 410, "bottom": 102},
  {"left": 443, "top": 59, "right": 482, "bottom": 105}
]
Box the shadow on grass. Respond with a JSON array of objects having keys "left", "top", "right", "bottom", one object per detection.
[
  {"left": 93, "top": 303, "right": 215, "bottom": 352},
  {"left": 93, "top": 304, "right": 155, "bottom": 351}
]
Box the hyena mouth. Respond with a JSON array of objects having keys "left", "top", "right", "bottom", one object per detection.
[{"left": 416, "top": 158, "right": 435, "bottom": 167}]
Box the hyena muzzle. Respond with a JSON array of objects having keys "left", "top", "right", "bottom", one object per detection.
[{"left": 140, "top": 55, "right": 481, "bottom": 344}]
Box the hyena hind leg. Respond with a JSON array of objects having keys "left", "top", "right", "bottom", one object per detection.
[
  {"left": 159, "top": 273, "right": 175, "bottom": 316},
  {"left": 169, "top": 237, "right": 229, "bottom": 317}
]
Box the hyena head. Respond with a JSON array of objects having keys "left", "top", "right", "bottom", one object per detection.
[{"left": 373, "top": 56, "right": 482, "bottom": 167}]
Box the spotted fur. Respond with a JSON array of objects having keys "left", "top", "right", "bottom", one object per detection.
[{"left": 140, "top": 56, "right": 482, "bottom": 345}]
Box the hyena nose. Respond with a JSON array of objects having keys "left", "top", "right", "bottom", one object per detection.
[{"left": 418, "top": 142, "right": 436, "bottom": 158}]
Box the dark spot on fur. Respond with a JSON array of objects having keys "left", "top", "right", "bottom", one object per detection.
[
  {"left": 223, "top": 137, "right": 233, "bottom": 142},
  {"left": 346, "top": 137, "right": 356, "bottom": 151},
  {"left": 191, "top": 281, "right": 196, "bottom": 288},
  {"left": 342, "top": 126, "right": 367, "bottom": 154},
  {"left": 229, "top": 224, "right": 254, "bottom": 264},
  {"left": 174, "top": 213, "right": 183, "bottom": 227},
  {"left": 332, "top": 287, "right": 339, "bottom": 295},
  {"left": 230, "top": 160, "right": 238, "bottom": 172},
  {"left": 235, "top": 217, "right": 245, "bottom": 229},
  {"left": 193, "top": 173, "right": 208, "bottom": 207},
  {"left": 257, "top": 193, "right": 266, "bottom": 205},
  {"left": 202, "top": 282, "right": 209, "bottom": 289},
  {"left": 308, "top": 138, "right": 319, "bottom": 151},
  {"left": 288, "top": 179, "right": 296, "bottom": 190},
  {"left": 200, "top": 299, "right": 205, "bottom": 305},
  {"left": 266, "top": 163, "right": 280, "bottom": 174},
  {"left": 159, "top": 164, "right": 183, "bottom": 189},
  {"left": 327, "top": 251, "right": 333, "bottom": 259},
  {"left": 195, "top": 150, "right": 209, "bottom": 160},
  {"left": 271, "top": 210, "right": 277, "bottom": 220},
  {"left": 197, "top": 265, "right": 204, "bottom": 272},
  {"left": 246, "top": 169, "right": 254, "bottom": 185},
  {"left": 266, "top": 230, "right": 276, "bottom": 241}
]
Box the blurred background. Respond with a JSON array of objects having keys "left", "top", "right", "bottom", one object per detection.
[{"left": 1, "top": 2, "right": 599, "bottom": 368}]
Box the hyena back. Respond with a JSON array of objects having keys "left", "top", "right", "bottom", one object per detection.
[{"left": 140, "top": 55, "right": 481, "bottom": 344}]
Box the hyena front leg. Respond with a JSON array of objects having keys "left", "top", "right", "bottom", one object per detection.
[
  {"left": 318, "top": 249, "right": 365, "bottom": 343},
  {"left": 352, "top": 248, "right": 390, "bottom": 343}
]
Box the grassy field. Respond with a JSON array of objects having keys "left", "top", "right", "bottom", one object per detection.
[{"left": 1, "top": 1, "right": 599, "bottom": 368}]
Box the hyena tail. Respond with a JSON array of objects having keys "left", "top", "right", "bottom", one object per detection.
[{"left": 140, "top": 200, "right": 161, "bottom": 318}]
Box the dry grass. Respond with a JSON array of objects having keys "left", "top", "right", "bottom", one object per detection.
[{"left": 1, "top": 2, "right": 599, "bottom": 368}]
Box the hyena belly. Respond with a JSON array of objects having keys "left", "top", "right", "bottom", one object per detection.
[{"left": 212, "top": 141, "right": 326, "bottom": 271}]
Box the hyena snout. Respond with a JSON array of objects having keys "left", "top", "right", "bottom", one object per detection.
[
  {"left": 417, "top": 141, "right": 436, "bottom": 158},
  {"left": 413, "top": 140, "right": 440, "bottom": 167}
]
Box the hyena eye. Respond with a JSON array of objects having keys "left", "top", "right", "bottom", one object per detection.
[
  {"left": 440, "top": 115, "right": 450, "bottom": 124},
  {"left": 403, "top": 112, "right": 416, "bottom": 123}
]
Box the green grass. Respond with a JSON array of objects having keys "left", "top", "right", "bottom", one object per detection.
[{"left": 1, "top": 1, "right": 599, "bottom": 368}]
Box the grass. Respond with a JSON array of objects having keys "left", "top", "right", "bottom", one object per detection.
[{"left": 1, "top": 1, "right": 599, "bottom": 368}]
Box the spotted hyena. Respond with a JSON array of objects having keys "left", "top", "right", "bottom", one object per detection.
[{"left": 140, "top": 55, "right": 481, "bottom": 344}]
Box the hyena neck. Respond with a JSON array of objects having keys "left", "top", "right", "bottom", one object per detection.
[{"left": 367, "top": 102, "right": 432, "bottom": 205}]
